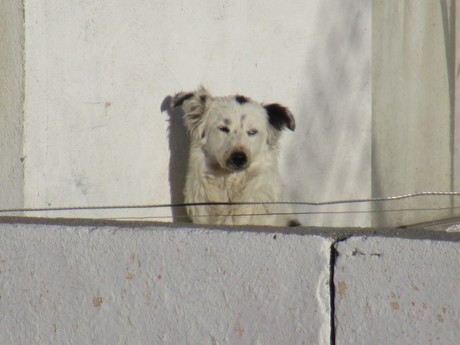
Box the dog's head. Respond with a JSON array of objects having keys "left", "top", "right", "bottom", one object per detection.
[{"left": 171, "top": 87, "right": 295, "bottom": 172}]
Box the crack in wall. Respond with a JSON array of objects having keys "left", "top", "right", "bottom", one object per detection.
[
  {"left": 329, "top": 236, "right": 352, "bottom": 345},
  {"left": 329, "top": 241, "right": 337, "bottom": 345}
]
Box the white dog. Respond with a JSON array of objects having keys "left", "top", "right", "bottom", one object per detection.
[{"left": 171, "top": 87, "right": 300, "bottom": 227}]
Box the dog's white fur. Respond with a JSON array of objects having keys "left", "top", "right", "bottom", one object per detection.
[{"left": 171, "top": 87, "right": 299, "bottom": 227}]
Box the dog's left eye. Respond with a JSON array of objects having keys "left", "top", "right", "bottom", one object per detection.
[
  {"left": 218, "top": 126, "right": 230, "bottom": 133},
  {"left": 247, "top": 129, "right": 258, "bottom": 136}
]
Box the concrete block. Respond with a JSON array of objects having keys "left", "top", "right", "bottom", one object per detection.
[
  {"left": 334, "top": 236, "right": 460, "bottom": 345},
  {"left": 0, "top": 222, "right": 332, "bottom": 344}
]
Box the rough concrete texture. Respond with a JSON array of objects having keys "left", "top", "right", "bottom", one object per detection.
[
  {"left": 0, "top": 222, "right": 332, "bottom": 344},
  {"left": 334, "top": 236, "right": 460, "bottom": 345}
]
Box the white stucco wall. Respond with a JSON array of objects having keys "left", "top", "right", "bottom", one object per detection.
[
  {"left": 3, "top": 1, "right": 460, "bottom": 227},
  {"left": 22, "top": 0, "right": 371, "bottom": 226}
]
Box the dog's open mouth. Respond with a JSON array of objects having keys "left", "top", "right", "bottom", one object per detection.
[{"left": 225, "top": 151, "right": 248, "bottom": 171}]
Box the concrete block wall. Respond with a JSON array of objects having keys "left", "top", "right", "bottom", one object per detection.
[
  {"left": 0, "top": 219, "right": 332, "bottom": 344},
  {"left": 0, "top": 218, "right": 459, "bottom": 344},
  {"left": 334, "top": 236, "right": 460, "bottom": 345}
]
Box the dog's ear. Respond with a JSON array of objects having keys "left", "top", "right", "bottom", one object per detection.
[
  {"left": 264, "top": 103, "right": 296, "bottom": 147},
  {"left": 264, "top": 103, "right": 296, "bottom": 131},
  {"left": 171, "top": 87, "right": 210, "bottom": 140}
]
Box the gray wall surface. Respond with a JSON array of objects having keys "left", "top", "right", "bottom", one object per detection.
[{"left": 0, "top": 218, "right": 458, "bottom": 344}]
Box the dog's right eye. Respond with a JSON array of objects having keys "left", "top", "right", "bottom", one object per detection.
[{"left": 218, "top": 126, "right": 230, "bottom": 133}]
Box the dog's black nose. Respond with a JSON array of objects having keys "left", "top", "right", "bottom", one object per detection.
[{"left": 227, "top": 151, "right": 248, "bottom": 170}]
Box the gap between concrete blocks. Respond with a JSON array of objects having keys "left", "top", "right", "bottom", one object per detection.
[{"left": 329, "top": 235, "right": 353, "bottom": 345}]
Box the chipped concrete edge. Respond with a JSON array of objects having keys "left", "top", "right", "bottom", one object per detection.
[{"left": 1, "top": 216, "right": 459, "bottom": 242}]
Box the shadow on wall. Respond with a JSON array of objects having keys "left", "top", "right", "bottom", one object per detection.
[
  {"left": 285, "top": 0, "right": 371, "bottom": 227},
  {"left": 161, "top": 96, "right": 192, "bottom": 223}
]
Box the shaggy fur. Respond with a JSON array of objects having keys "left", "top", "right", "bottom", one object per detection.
[{"left": 171, "top": 87, "right": 299, "bottom": 227}]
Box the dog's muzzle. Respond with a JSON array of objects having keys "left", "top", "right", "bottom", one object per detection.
[{"left": 226, "top": 151, "right": 248, "bottom": 171}]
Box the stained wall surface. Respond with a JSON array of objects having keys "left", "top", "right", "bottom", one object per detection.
[{"left": 334, "top": 236, "right": 460, "bottom": 345}]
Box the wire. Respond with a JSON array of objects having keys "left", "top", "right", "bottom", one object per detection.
[
  {"left": 52, "top": 205, "right": 460, "bottom": 223},
  {"left": 1, "top": 191, "right": 460, "bottom": 215}
]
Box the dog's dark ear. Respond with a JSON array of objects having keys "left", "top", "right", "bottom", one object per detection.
[
  {"left": 264, "top": 103, "right": 296, "bottom": 131},
  {"left": 171, "top": 87, "right": 210, "bottom": 139},
  {"left": 170, "top": 92, "right": 195, "bottom": 108}
]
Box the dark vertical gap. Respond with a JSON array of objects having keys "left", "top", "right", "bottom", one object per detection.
[
  {"left": 449, "top": 0, "right": 456, "bottom": 211},
  {"left": 451, "top": 0, "right": 457, "bottom": 203},
  {"left": 330, "top": 241, "right": 338, "bottom": 345},
  {"left": 441, "top": 0, "right": 456, "bottom": 212},
  {"left": 21, "top": 0, "right": 26, "bottom": 216}
]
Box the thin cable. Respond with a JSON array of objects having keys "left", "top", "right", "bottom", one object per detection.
[
  {"left": 1, "top": 191, "right": 460, "bottom": 214},
  {"left": 56, "top": 205, "right": 460, "bottom": 222}
]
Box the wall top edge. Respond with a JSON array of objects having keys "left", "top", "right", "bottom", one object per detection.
[{"left": 0, "top": 216, "right": 459, "bottom": 242}]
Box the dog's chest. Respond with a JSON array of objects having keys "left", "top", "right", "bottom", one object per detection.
[{"left": 204, "top": 172, "right": 255, "bottom": 202}]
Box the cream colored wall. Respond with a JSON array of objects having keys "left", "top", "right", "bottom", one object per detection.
[
  {"left": 20, "top": 0, "right": 372, "bottom": 226},
  {"left": 0, "top": 0, "right": 24, "bottom": 213},
  {"left": 3, "top": 1, "right": 459, "bottom": 228},
  {"left": 372, "top": 0, "right": 460, "bottom": 227}
]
